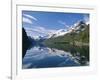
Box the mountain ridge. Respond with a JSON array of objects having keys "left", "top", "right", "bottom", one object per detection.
[{"left": 44, "top": 20, "right": 89, "bottom": 47}]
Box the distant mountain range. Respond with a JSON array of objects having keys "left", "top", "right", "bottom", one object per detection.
[
  {"left": 26, "top": 20, "right": 89, "bottom": 46},
  {"left": 29, "top": 20, "right": 89, "bottom": 40},
  {"left": 48, "top": 20, "right": 88, "bottom": 38},
  {"left": 44, "top": 20, "right": 89, "bottom": 47}
]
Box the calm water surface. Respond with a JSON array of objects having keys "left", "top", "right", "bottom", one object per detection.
[{"left": 22, "top": 45, "right": 89, "bottom": 69}]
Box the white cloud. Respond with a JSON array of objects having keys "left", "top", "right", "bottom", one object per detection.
[
  {"left": 58, "top": 20, "right": 69, "bottom": 28},
  {"left": 24, "top": 26, "right": 57, "bottom": 38},
  {"left": 83, "top": 14, "right": 89, "bottom": 23},
  {"left": 23, "top": 14, "right": 38, "bottom": 21},
  {"left": 31, "top": 26, "right": 56, "bottom": 34},
  {"left": 34, "top": 27, "right": 46, "bottom": 32},
  {"left": 23, "top": 17, "right": 33, "bottom": 24}
]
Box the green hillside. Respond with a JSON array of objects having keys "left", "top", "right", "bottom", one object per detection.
[
  {"left": 44, "top": 24, "right": 89, "bottom": 47},
  {"left": 43, "top": 24, "right": 89, "bottom": 62}
]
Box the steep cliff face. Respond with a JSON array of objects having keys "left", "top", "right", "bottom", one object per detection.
[{"left": 22, "top": 28, "right": 32, "bottom": 58}]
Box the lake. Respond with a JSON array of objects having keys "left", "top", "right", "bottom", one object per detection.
[{"left": 22, "top": 44, "right": 89, "bottom": 69}]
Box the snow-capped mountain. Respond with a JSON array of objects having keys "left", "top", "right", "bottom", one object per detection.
[
  {"left": 63, "top": 20, "right": 87, "bottom": 34},
  {"left": 29, "top": 29, "right": 69, "bottom": 39},
  {"left": 27, "top": 20, "right": 88, "bottom": 40},
  {"left": 47, "top": 21, "right": 87, "bottom": 38},
  {"left": 73, "top": 21, "right": 87, "bottom": 32},
  {"left": 46, "top": 29, "right": 68, "bottom": 38}
]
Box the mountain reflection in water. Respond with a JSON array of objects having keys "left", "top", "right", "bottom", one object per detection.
[{"left": 22, "top": 44, "right": 89, "bottom": 69}]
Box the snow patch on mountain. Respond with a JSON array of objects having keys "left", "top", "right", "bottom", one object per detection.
[
  {"left": 46, "top": 29, "right": 68, "bottom": 38},
  {"left": 26, "top": 20, "right": 88, "bottom": 40}
]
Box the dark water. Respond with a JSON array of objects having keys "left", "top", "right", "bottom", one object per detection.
[{"left": 22, "top": 44, "right": 89, "bottom": 69}]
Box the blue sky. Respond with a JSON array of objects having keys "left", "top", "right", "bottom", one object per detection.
[{"left": 22, "top": 11, "right": 89, "bottom": 38}]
